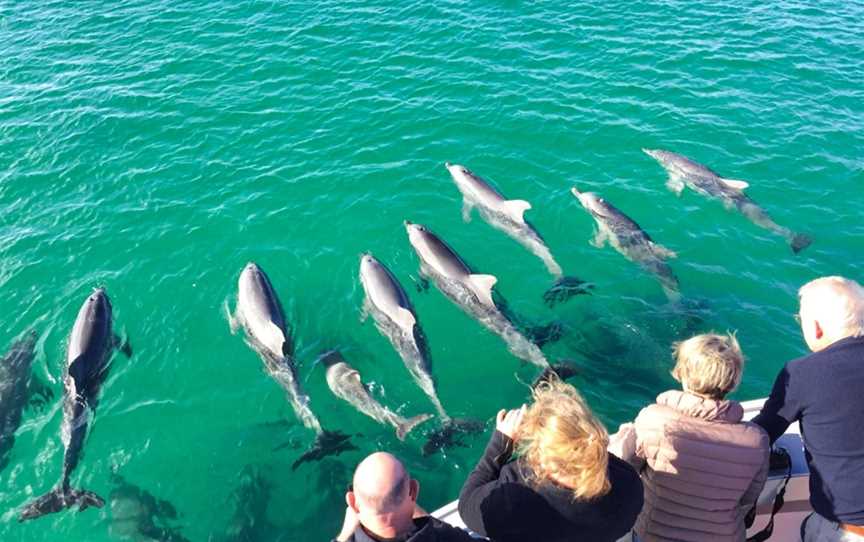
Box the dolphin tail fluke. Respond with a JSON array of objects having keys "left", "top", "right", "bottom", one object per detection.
[
  {"left": 791, "top": 233, "right": 812, "bottom": 254},
  {"left": 394, "top": 413, "right": 433, "bottom": 441},
  {"left": 532, "top": 361, "right": 581, "bottom": 390},
  {"left": 550, "top": 361, "right": 581, "bottom": 381},
  {"left": 290, "top": 431, "right": 355, "bottom": 471},
  {"left": 19, "top": 486, "right": 105, "bottom": 522},
  {"left": 542, "top": 276, "right": 593, "bottom": 307},
  {"left": 422, "top": 418, "right": 485, "bottom": 456}
]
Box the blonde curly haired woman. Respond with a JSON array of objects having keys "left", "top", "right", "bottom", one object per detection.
[
  {"left": 458, "top": 378, "right": 643, "bottom": 542},
  {"left": 609, "top": 333, "right": 770, "bottom": 542}
]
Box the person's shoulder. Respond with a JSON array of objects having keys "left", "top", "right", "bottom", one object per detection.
[
  {"left": 779, "top": 350, "right": 826, "bottom": 385},
  {"left": 480, "top": 464, "right": 550, "bottom": 508},
  {"left": 786, "top": 351, "right": 815, "bottom": 371},
  {"left": 421, "top": 517, "right": 479, "bottom": 541},
  {"left": 499, "top": 460, "right": 528, "bottom": 483},
  {"left": 634, "top": 393, "right": 683, "bottom": 427},
  {"left": 732, "top": 418, "right": 771, "bottom": 449}
]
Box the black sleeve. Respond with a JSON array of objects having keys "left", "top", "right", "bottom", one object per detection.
[
  {"left": 752, "top": 365, "right": 800, "bottom": 444},
  {"left": 457, "top": 430, "right": 513, "bottom": 535}
]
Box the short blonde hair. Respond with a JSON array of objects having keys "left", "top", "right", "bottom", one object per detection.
[
  {"left": 799, "top": 276, "right": 864, "bottom": 338},
  {"left": 517, "top": 378, "right": 611, "bottom": 501},
  {"left": 671, "top": 333, "right": 743, "bottom": 400}
]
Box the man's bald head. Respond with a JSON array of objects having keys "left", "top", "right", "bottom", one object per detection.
[
  {"left": 346, "top": 453, "right": 419, "bottom": 539},
  {"left": 352, "top": 452, "right": 410, "bottom": 513}
]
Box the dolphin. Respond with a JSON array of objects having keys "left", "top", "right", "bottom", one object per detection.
[
  {"left": 322, "top": 351, "right": 432, "bottom": 441},
  {"left": 405, "top": 221, "right": 553, "bottom": 368},
  {"left": 221, "top": 465, "right": 277, "bottom": 542},
  {"left": 108, "top": 473, "right": 190, "bottom": 542},
  {"left": 571, "top": 187, "right": 680, "bottom": 300},
  {"left": 1, "top": 330, "right": 53, "bottom": 473},
  {"left": 359, "top": 253, "right": 451, "bottom": 421},
  {"left": 20, "top": 288, "right": 132, "bottom": 522},
  {"left": 226, "top": 262, "right": 353, "bottom": 470},
  {"left": 445, "top": 162, "right": 564, "bottom": 277},
  {"left": 445, "top": 163, "right": 591, "bottom": 306},
  {"left": 642, "top": 149, "right": 812, "bottom": 253},
  {"left": 359, "top": 253, "right": 484, "bottom": 453}
]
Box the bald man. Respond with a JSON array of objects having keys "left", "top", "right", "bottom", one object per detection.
[
  {"left": 334, "top": 452, "right": 475, "bottom": 542},
  {"left": 753, "top": 276, "right": 864, "bottom": 541}
]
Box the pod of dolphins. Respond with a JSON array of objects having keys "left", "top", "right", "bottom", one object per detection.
[{"left": 0, "top": 149, "right": 812, "bottom": 524}]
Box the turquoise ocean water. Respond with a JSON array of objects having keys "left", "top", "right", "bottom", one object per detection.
[{"left": 1, "top": 1, "right": 862, "bottom": 540}]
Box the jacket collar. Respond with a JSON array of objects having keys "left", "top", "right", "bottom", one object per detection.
[
  {"left": 819, "top": 334, "right": 864, "bottom": 354},
  {"left": 656, "top": 390, "right": 743, "bottom": 423},
  {"left": 354, "top": 517, "right": 426, "bottom": 542}
]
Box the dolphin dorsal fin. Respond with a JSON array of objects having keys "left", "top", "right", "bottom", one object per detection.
[
  {"left": 468, "top": 274, "right": 498, "bottom": 308},
  {"left": 500, "top": 199, "right": 531, "bottom": 223},
  {"left": 264, "top": 321, "right": 288, "bottom": 355},
  {"left": 720, "top": 178, "right": 749, "bottom": 190},
  {"left": 68, "top": 356, "right": 87, "bottom": 390},
  {"left": 393, "top": 307, "right": 416, "bottom": 332},
  {"left": 267, "top": 321, "right": 286, "bottom": 341}
]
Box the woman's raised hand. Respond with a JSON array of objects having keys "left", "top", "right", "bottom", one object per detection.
[{"left": 496, "top": 405, "right": 526, "bottom": 441}]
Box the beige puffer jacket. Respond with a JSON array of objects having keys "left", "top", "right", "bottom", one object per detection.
[{"left": 609, "top": 390, "right": 769, "bottom": 542}]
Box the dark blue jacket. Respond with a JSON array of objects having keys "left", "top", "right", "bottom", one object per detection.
[{"left": 752, "top": 335, "right": 864, "bottom": 525}]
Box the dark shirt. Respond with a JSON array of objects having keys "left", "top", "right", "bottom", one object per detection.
[
  {"left": 341, "top": 516, "right": 476, "bottom": 542},
  {"left": 458, "top": 430, "right": 643, "bottom": 542},
  {"left": 752, "top": 335, "right": 864, "bottom": 525}
]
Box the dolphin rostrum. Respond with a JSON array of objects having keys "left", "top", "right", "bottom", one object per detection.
[
  {"left": 20, "top": 288, "right": 132, "bottom": 522},
  {"left": 226, "top": 262, "right": 352, "bottom": 470},
  {"left": 405, "top": 221, "right": 554, "bottom": 368},
  {"left": 643, "top": 149, "right": 812, "bottom": 253},
  {"left": 322, "top": 350, "right": 431, "bottom": 441},
  {"left": 1, "top": 330, "right": 53, "bottom": 474},
  {"left": 571, "top": 187, "right": 680, "bottom": 300},
  {"left": 359, "top": 253, "right": 451, "bottom": 421}
]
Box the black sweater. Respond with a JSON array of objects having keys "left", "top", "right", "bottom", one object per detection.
[
  {"left": 342, "top": 516, "right": 476, "bottom": 542},
  {"left": 752, "top": 335, "right": 864, "bottom": 525},
  {"left": 458, "top": 430, "right": 643, "bottom": 542}
]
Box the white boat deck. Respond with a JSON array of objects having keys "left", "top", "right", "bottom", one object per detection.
[{"left": 432, "top": 397, "right": 811, "bottom": 541}]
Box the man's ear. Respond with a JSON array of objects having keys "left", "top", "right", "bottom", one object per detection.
[
  {"left": 347, "top": 491, "right": 359, "bottom": 513},
  {"left": 409, "top": 479, "right": 419, "bottom": 502}
]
